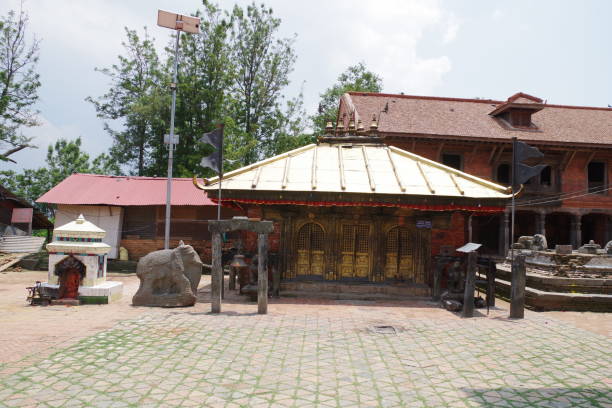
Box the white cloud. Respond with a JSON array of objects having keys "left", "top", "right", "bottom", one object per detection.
[
  {"left": 492, "top": 9, "right": 504, "bottom": 20},
  {"left": 263, "top": 0, "right": 458, "bottom": 108},
  {"left": 0, "top": 0, "right": 460, "bottom": 172},
  {"left": 443, "top": 14, "right": 461, "bottom": 44}
]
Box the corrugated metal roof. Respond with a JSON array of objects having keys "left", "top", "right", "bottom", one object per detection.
[
  {"left": 200, "top": 143, "right": 512, "bottom": 199},
  {"left": 37, "top": 174, "right": 214, "bottom": 206}
]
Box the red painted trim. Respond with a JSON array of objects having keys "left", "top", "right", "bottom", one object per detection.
[{"left": 211, "top": 197, "right": 504, "bottom": 213}]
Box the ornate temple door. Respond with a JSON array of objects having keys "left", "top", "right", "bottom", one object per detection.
[
  {"left": 339, "top": 224, "right": 371, "bottom": 279},
  {"left": 384, "top": 226, "right": 414, "bottom": 281},
  {"left": 296, "top": 222, "right": 325, "bottom": 278},
  {"left": 59, "top": 268, "right": 80, "bottom": 299}
]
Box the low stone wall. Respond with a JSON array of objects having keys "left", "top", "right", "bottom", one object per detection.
[
  {"left": 495, "top": 264, "right": 611, "bottom": 294},
  {"left": 491, "top": 263, "right": 612, "bottom": 311}
]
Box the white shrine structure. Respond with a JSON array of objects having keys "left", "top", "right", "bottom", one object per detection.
[{"left": 43, "top": 214, "right": 123, "bottom": 304}]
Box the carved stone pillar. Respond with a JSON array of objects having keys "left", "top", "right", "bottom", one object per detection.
[
  {"left": 500, "top": 212, "right": 510, "bottom": 256},
  {"left": 571, "top": 214, "right": 582, "bottom": 249},
  {"left": 538, "top": 212, "right": 546, "bottom": 237}
]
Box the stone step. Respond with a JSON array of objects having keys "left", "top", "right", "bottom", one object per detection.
[
  {"left": 481, "top": 276, "right": 612, "bottom": 312},
  {"left": 280, "top": 280, "right": 431, "bottom": 300}
]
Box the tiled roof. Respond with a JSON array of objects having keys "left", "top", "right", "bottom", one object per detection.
[
  {"left": 200, "top": 143, "right": 512, "bottom": 199},
  {"left": 344, "top": 92, "right": 612, "bottom": 147},
  {"left": 37, "top": 174, "right": 214, "bottom": 206}
]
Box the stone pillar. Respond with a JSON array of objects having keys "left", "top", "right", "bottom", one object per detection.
[
  {"left": 509, "top": 254, "right": 526, "bottom": 319},
  {"left": 571, "top": 214, "right": 582, "bottom": 248},
  {"left": 500, "top": 212, "right": 510, "bottom": 256},
  {"left": 461, "top": 252, "right": 477, "bottom": 318},
  {"left": 211, "top": 231, "right": 222, "bottom": 314},
  {"left": 538, "top": 212, "right": 546, "bottom": 236},
  {"left": 257, "top": 233, "right": 268, "bottom": 314}
]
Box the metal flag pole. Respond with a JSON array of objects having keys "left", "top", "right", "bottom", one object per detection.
[
  {"left": 217, "top": 127, "right": 223, "bottom": 221},
  {"left": 157, "top": 10, "right": 201, "bottom": 250},
  {"left": 511, "top": 136, "right": 517, "bottom": 263},
  {"left": 164, "top": 30, "right": 180, "bottom": 250}
]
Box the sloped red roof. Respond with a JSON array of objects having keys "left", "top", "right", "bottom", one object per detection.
[
  {"left": 37, "top": 174, "right": 214, "bottom": 206},
  {"left": 344, "top": 92, "right": 612, "bottom": 147}
]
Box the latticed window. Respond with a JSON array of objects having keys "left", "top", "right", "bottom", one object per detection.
[
  {"left": 387, "top": 226, "right": 411, "bottom": 256},
  {"left": 342, "top": 225, "right": 355, "bottom": 252},
  {"left": 297, "top": 223, "right": 324, "bottom": 251},
  {"left": 342, "top": 225, "right": 370, "bottom": 252},
  {"left": 356, "top": 225, "right": 369, "bottom": 252}
]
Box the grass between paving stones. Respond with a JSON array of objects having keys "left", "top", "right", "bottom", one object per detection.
[{"left": 0, "top": 312, "right": 610, "bottom": 408}]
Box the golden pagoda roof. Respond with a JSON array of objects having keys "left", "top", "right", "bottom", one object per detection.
[{"left": 196, "top": 143, "right": 512, "bottom": 200}]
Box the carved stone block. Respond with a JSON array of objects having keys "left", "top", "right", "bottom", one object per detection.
[{"left": 132, "top": 241, "right": 202, "bottom": 307}]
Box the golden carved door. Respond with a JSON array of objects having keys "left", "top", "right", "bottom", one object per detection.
[
  {"left": 339, "top": 224, "right": 370, "bottom": 279},
  {"left": 296, "top": 222, "right": 325, "bottom": 277},
  {"left": 385, "top": 226, "right": 414, "bottom": 281}
]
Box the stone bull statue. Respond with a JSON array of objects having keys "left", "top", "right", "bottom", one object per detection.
[{"left": 132, "top": 241, "right": 203, "bottom": 307}]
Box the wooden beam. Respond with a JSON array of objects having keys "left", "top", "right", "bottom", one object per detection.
[
  {"left": 251, "top": 166, "right": 262, "bottom": 188},
  {"left": 436, "top": 142, "right": 445, "bottom": 161},
  {"left": 311, "top": 147, "right": 318, "bottom": 190},
  {"left": 488, "top": 146, "right": 498, "bottom": 165},
  {"left": 466, "top": 145, "right": 478, "bottom": 165},
  {"left": 411, "top": 139, "right": 416, "bottom": 152},
  {"left": 450, "top": 173, "right": 465, "bottom": 195},
  {"left": 361, "top": 146, "right": 376, "bottom": 191},
  {"left": 338, "top": 146, "right": 346, "bottom": 190},
  {"left": 282, "top": 156, "right": 291, "bottom": 189},
  {"left": 387, "top": 148, "right": 406, "bottom": 192},
  {"left": 583, "top": 151, "right": 596, "bottom": 169},
  {"left": 416, "top": 161, "right": 435, "bottom": 194},
  {"left": 560, "top": 150, "right": 576, "bottom": 171},
  {"left": 492, "top": 147, "right": 505, "bottom": 164}
]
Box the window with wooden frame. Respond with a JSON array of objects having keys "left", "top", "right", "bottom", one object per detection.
[
  {"left": 496, "top": 163, "right": 511, "bottom": 185},
  {"left": 587, "top": 161, "right": 607, "bottom": 194},
  {"left": 441, "top": 153, "right": 462, "bottom": 170}
]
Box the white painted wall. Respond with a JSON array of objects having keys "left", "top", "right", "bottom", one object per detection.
[{"left": 55, "top": 205, "right": 123, "bottom": 259}]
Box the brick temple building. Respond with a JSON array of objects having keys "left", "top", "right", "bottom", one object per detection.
[{"left": 337, "top": 91, "right": 612, "bottom": 255}]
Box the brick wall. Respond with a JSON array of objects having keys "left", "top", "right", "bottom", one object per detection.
[
  {"left": 120, "top": 238, "right": 233, "bottom": 263},
  {"left": 430, "top": 212, "right": 467, "bottom": 257}
]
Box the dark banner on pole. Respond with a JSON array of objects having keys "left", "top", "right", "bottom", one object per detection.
[{"left": 199, "top": 126, "right": 223, "bottom": 174}]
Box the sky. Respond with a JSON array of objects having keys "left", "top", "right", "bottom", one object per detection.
[{"left": 1, "top": 0, "right": 611, "bottom": 171}]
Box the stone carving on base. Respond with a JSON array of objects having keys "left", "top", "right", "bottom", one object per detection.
[
  {"left": 605, "top": 240, "right": 612, "bottom": 255},
  {"left": 532, "top": 234, "right": 548, "bottom": 251},
  {"left": 132, "top": 241, "right": 203, "bottom": 307}
]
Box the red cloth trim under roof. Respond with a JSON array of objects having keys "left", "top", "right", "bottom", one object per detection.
[
  {"left": 36, "top": 174, "right": 214, "bottom": 206},
  {"left": 213, "top": 197, "right": 504, "bottom": 213}
]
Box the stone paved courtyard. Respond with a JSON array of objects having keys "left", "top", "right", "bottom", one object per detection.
[{"left": 0, "top": 271, "right": 611, "bottom": 407}]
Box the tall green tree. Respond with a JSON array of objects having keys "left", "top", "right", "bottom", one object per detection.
[
  {"left": 170, "top": 1, "right": 234, "bottom": 177},
  {"left": 227, "top": 2, "right": 297, "bottom": 165},
  {"left": 87, "top": 28, "right": 166, "bottom": 176},
  {"left": 312, "top": 62, "right": 383, "bottom": 136},
  {"left": 0, "top": 137, "right": 119, "bottom": 216},
  {"left": 0, "top": 6, "right": 41, "bottom": 163}
]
